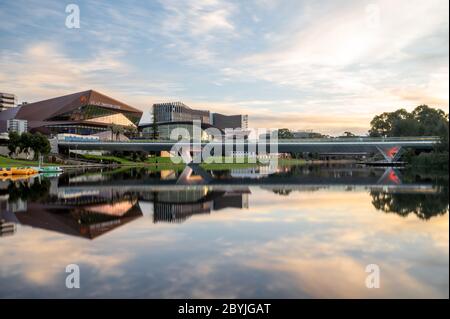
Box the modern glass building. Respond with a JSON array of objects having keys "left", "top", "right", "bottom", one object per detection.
[
  {"left": 153, "top": 102, "right": 210, "bottom": 124},
  {"left": 140, "top": 121, "right": 222, "bottom": 141},
  {"left": 142, "top": 102, "right": 248, "bottom": 141},
  {"left": 0, "top": 90, "right": 142, "bottom": 136}
]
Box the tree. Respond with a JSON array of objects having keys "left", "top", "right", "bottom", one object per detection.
[
  {"left": 391, "top": 117, "right": 420, "bottom": 136},
  {"left": 125, "top": 125, "right": 138, "bottom": 138},
  {"left": 6, "top": 132, "right": 50, "bottom": 160},
  {"left": 342, "top": 131, "right": 356, "bottom": 137},
  {"left": 369, "top": 109, "right": 413, "bottom": 137},
  {"left": 412, "top": 105, "right": 448, "bottom": 136},
  {"left": 109, "top": 124, "right": 124, "bottom": 141},
  {"left": 18, "top": 132, "right": 33, "bottom": 158},
  {"left": 7, "top": 131, "right": 20, "bottom": 156},
  {"left": 31, "top": 132, "right": 51, "bottom": 160},
  {"left": 369, "top": 105, "right": 448, "bottom": 138},
  {"left": 277, "top": 128, "right": 294, "bottom": 139}
]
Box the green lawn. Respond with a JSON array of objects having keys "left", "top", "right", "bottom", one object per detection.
[
  {"left": 145, "top": 156, "right": 183, "bottom": 164},
  {"left": 200, "top": 162, "right": 258, "bottom": 170},
  {"left": 277, "top": 158, "right": 308, "bottom": 165},
  {"left": 79, "top": 154, "right": 136, "bottom": 164},
  {"left": 75, "top": 154, "right": 305, "bottom": 168},
  {"left": 1, "top": 153, "right": 307, "bottom": 169},
  {"left": 0, "top": 155, "right": 48, "bottom": 168}
]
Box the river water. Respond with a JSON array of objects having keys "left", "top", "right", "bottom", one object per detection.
[{"left": 0, "top": 164, "right": 448, "bottom": 298}]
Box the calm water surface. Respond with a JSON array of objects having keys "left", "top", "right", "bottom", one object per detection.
[{"left": 0, "top": 164, "right": 448, "bottom": 298}]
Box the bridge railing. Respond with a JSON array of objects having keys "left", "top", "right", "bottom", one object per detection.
[
  {"left": 274, "top": 136, "right": 440, "bottom": 143},
  {"left": 58, "top": 136, "right": 441, "bottom": 144}
]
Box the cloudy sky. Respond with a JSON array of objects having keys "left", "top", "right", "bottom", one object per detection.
[{"left": 0, "top": 0, "right": 448, "bottom": 135}]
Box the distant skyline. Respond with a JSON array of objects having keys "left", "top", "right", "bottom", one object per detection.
[{"left": 0, "top": 0, "right": 448, "bottom": 135}]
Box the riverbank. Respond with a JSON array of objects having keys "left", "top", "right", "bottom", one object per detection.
[
  {"left": 1, "top": 154, "right": 359, "bottom": 170},
  {"left": 409, "top": 152, "right": 449, "bottom": 171},
  {"left": 0, "top": 155, "right": 51, "bottom": 168}
]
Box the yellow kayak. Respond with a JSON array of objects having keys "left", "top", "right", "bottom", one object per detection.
[
  {"left": 8, "top": 167, "right": 39, "bottom": 175},
  {"left": 12, "top": 167, "right": 30, "bottom": 175}
]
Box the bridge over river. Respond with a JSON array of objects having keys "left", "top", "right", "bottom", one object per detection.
[{"left": 57, "top": 136, "right": 438, "bottom": 163}]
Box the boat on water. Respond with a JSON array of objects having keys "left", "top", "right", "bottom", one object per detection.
[
  {"left": 13, "top": 167, "right": 38, "bottom": 175},
  {"left": 36, "top": 166, "right": 63, "bottom": 173},
  {"left": 1, "top": 167, "right": 39, "bottom": 175},
  {"left": 0, "top": 167, "right": 39, "bottom": 181}
]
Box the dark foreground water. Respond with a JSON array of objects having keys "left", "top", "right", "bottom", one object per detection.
[{"left": 0, "top": 164, "right": 448, "bottom": 298}]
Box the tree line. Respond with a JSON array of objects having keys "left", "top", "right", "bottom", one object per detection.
[
  {"left": 369, "top": 105, "right": 448, "bottom": 168},
  {"left": 7, "top": 131, "right": 51, "bottom": 160},
  {"left": 369, "top": 105, "right": 448, "bottom": 137}
]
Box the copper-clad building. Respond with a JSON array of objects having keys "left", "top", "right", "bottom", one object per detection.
[{"left": 0, "top": 90, "right": 142, "bottom": 135}]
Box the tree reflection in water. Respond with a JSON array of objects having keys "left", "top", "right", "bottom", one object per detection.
[
  {"left": 370, "top": 187, "right": 449, "bottom": 220},
  {"left": 6, "top": 178, "right": 50, "bottom": 202}
]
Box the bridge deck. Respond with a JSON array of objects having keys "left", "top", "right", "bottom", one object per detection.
[{"left": 57, "top": 137, "right": 438, "bottom": 154}]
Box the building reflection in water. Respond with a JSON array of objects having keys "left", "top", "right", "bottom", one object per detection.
[
  {"left": 0, "top": 165, "right": 448, "bottom": 239},
  {"left": 0, "top": 176, "right": 251, "bottom": 238},
  {"left": 148, "top": 188, "right": 249, "bottom": 223}
]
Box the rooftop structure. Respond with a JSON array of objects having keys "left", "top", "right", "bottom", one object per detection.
[
  {"left": 0, "top": 90, "right": 142, "bottom": 135},
  {"left": 153, "top": 102, "right": 210, "bottom": 124}
]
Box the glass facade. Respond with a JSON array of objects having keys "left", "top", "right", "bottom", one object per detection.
[
  {"left": 49, "top": 105, "right": 140, "bottom": 126},
  {"left": 46, "top": 124, "right": 108, "bottom": 135},
  {"left": 85, "top": 113, "right": 135, "bottom": 127},
  {"left": 141, "top": 123, "right": 215, "bottom": 141},
  {"left": 153, "top": 102, "right": 210, "bottom": 124},
  {"left": 0, "top": 90, "right": 143, "bottom": 136}
]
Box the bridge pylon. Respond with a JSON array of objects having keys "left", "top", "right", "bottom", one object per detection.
[{"left": 376, "top": 146, "right": 403, "bottom": 163}]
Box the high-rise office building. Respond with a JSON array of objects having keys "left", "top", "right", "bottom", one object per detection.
[{"left": 0, "top": 92, "right": 17, "bottom": 111}]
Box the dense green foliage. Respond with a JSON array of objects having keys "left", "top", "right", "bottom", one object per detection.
[
  {"left": 369, "top": 105, "right": 449, "bottom": 169},
  {"left": 409, "top": 152, "right": 449, "bottom": 170},
  {"left": 7, "top": 131, "right": 51, "bottom": 159},
  {"left": 277, "top": 128, "right": 294, "bottom": 139},
  {"left": 369, "top": 105, "right": 448, "bottom": 141}
]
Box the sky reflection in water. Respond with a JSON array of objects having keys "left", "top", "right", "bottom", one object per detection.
[{"left": 0, "top": 165, "right": 448, "bottom": 298}]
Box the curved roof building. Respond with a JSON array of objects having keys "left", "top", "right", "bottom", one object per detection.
[{"left": 0, "top": 90, "right": 142, "bottom": 135}]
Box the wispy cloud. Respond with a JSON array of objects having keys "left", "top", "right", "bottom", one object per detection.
[
  {"left": 0, "top": 42, "right": 183, "bottom": 107},
  {"left": 0, "top": 0, "right": 447, "bottom": 135}
]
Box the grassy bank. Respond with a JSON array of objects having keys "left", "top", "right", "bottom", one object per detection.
[
  {"left": 2, "top": 154, "right": 321, "bottom": 169},
  {"left": 78, "top": 154, "right": 263, "bottom": 168},
  {"left": 0, "top": 155, "right": 49, "bottom": 168},
  {"left": 79, "top": 154, "right": 137, "bottom": 165}
]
